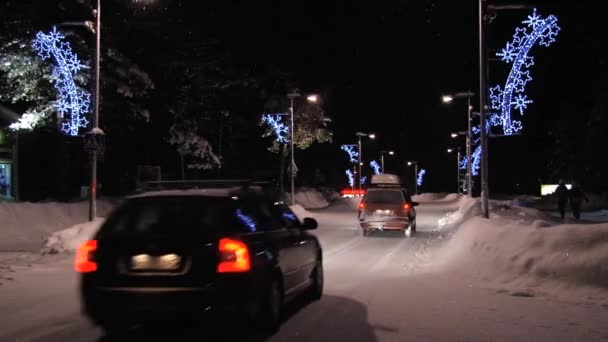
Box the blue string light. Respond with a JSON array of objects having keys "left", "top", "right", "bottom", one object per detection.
[
  {"left": 489, "top": 9, "right": 560, "bottom": 136},
  {"left": 32, "top": 27, "right": 90, "bottom": 136},
  {"left": 370, "top": 160, "right": 381, "bottom": 175},
  {"left": 417, "top": 169, "right": 426, "bottom": 187},
  {"left": 345, "top": 169, "right": 354, "bottom": 187},
  {"left": 261, "top": 113, "right": 289, "bottom": 143},
  {"left": 341, "top": 144, "right": 359, "bottom": 163}
]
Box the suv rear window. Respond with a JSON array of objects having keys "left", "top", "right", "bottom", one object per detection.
[
  {"left": 97, "top": 196, "right": 273, "bottom": 238},
  {"left": 364, "top": 189, "right": 404, "bottom": 204}
]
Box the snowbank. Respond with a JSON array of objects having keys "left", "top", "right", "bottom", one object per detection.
[
  {"left": 436, "top": 216, "right": 608, "bottom": 296},
  {"left": 0, "top": 200, "right": 113, "bottom": 252},
  {"left": 289, "top": 204, "right": 314, "bottom": 220},
  {"left": 437, "top": 196, "right": 479, "bottom": 229},
  {"left": 41, "top": 218, "right": 104, "bottom": 254},
  {"left": 288, "top": 189, "right": 330, "bottom": 209},
  {"left": 412, "top": 193, "right": 454, "bottom": 202}
]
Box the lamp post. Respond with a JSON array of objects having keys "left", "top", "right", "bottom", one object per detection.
[
  {"left": 356, "top": 132, "right": 375, "bottom": 193},
  {"left": 450, "top": 131, "right": 469, "bottom": 194},
  {"left": 407, "top": 161, "right": 418, "bottom": 195},
  {"left": 442, "top": 91, "right": 474, "bottom": 196},
  {"left": 447, "top": 148, "right": 462, "bottom": 194},
  {"left": 380, "top": 150, "right": 394, "bottom": 173},
  {"left": 287, "top": 90, "right": 319, "bottom": 205}
]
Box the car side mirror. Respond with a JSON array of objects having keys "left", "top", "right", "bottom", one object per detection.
[
  {"left": 301, "top": 217, "right": 318, "bottom": 230},
  {"left": 412, "top": 201, "right": 420, "bottom": 207}
]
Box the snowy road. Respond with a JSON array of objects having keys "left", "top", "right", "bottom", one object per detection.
[{"left": 1, "top": 199, "right": 607, "bottom": 341}]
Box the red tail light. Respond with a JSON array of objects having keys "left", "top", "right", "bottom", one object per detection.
[
  {"left": 75, "top": 240, "right": 98, "bottom": 273},
  {"left": 403, "top": 203, "right": 411, "bottom": 210},
  {"left": 359, "top": 202, "right": 366, "bottom": 210},
  {"left": 217, "top": 238, "right": 251, "bottom": 273}
]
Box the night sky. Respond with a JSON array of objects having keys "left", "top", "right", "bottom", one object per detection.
[{"left": 3, "top": 0, "right": 607, "bottom": 196}]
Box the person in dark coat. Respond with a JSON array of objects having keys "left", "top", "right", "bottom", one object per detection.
[
  {"left": 554, "top": 179, "right": 569, "bottom": 220},
  {"left": 568, "top": 182, "right": 589, "bottom": 220}
]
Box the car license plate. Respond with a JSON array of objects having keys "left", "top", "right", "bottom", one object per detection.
[
  {"left": 130, "top": 253, "right": 181, "bottom": 271},
  {"left": 375, "top": 209, "right": 393, "bottom": 216}
]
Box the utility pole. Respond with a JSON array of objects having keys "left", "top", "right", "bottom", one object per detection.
[{"left": 479, "top": 0, "right": 490, "bottom": 218}]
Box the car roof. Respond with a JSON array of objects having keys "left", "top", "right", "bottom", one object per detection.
[{"left": 128, "top": 186, "right": 266, "bottom": 199}]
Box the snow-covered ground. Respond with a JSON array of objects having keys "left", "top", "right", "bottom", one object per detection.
[{"left": 1, "top": 193, "right": 607, "bottom": 341}]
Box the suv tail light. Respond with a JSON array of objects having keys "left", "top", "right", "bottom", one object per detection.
[
  {"left": 217, "top": 238, "right": 251, "bottom": 273},
  {"left": 359, "top": 202, "right": 366, "bottom": 210},
  {"left": 75, "top": 240, "right": 98, "bottom": 273},
  {"left": 403, "top": 203, "right": 412, "bottom": 211}
]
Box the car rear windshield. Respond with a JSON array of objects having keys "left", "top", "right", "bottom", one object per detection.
[
  {"left": 364, "top": 189, "right": 404, "bottom": 204},
  {"left": 97, "top": 196, "right": 264, "bottom": 238}
]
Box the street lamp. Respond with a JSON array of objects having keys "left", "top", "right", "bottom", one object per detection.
[
  {"left": 442, "top": 91, "right": 475, "bottom": 197},
  {"left": 355, "top": 132, "right": 376, "bottom": 193},
  {"left": 287, "top": 90, "right": 319, "bottom": 205},
  {"left": 380, "top": 150, "right": 395, "bottom": 173},
  {"left": 407, "top": 161, "right": 418, "bottom": 195},
  {"left": 447, "top": 147, "right": 462, "bottom": 194}
]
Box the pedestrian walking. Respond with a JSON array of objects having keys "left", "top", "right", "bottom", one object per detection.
[
  {"left": 568, "top": 182, "right": 589, "bottom": 220},
  {"left": 554, "top": 179, "right": 569, "bottom": 220}
]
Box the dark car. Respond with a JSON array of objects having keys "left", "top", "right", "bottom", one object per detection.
[
  {"left": 358, "top": 183, "right": 418, "bottom": 237},
  {"left": 76, "top": 185, "right": 323, "bottom": 334}
]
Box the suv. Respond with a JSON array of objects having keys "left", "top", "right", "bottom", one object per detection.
[
  {"left": 358, "top": 176, "right": 418, "bottom": 237},
  {"left": 77, "top": 182, "right": 323, "bottom": 334}
]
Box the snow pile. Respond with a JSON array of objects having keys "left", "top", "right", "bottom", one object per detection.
[
  {"left": 413, "top": 193, "right": 452, "bottom": 202},
  {"left": 289, "top": 189, "right": 330, "bottom": 209},
  {"left": 0, "top": 200, "right": 113, "bottom": 252},
  {"left": 437, "top": 196, "right": 479, "bottom": 229},
  {"left": 41, "top": 218, "right": 105, "bottom": 254},
  {"left": 289, "top": 204, "right": 314, "bottom": 220},
  {"left": 436, "top": 216, "right": 608, "bottom": 297}
]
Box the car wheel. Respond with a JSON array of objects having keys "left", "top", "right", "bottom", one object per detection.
[
  {"left": 257, "top": 277, "right": 282, "bottom": 333},
  {"left": 411, "top": 218, "right": 417, "bottom": 233},
  {"left": 309, "top": 260, "right": 324, "bottom": 301}
]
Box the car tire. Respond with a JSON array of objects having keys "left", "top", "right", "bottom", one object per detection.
[
  {"left": 411, "top": 218, "right": 417, "bottom": 233},
  {"left": 308, "top": 260, "right": 324, "bottom": 301},
  {"left": 256, "top": 277, "right": 282, "bottom": 334}
]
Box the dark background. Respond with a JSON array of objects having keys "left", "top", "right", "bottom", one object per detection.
[{"left": 1, "top": 0, "right": 607, "bottom": 199}]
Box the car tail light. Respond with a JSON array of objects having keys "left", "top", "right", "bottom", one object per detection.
[
  {"left": 75, "top": 240, "right": 98, "bottom": 273},
  {"left": 403, "top": 203, "right": 412, "bottom": 211},
  {"left": 217, "top": 238, "right": 251, "bottom": 273},
  {"left": 359, "top": 202, "right": 366, "bottom": 210}
]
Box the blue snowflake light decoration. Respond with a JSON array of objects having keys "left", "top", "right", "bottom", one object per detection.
[
  {"left": 341, "top": 144, "right": 359, "bottom": 163},
  {"left": 262, "top": 113, "right": 289, "bottom": 143},
  {"left": 361, "top": 176, "right": 367, "bottom": 185},
  {"left": 370, "top": 160, "right": 381, "bottom": 175},
  {"left": 489, "top": 9, "right": 560, "bottom": 136},
  {"left": 32, "top": 27, "right": 90, "bottom": 136},
  {"left": 417, "top": 169, "right": 426, "bottom": 187},
  {"left": 345, "top": 169, "right": 354, "bottom": 187}
]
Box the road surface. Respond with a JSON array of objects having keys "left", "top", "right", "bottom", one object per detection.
[{"left": 1, "top": 198, "right": 607, "bottom": 341}]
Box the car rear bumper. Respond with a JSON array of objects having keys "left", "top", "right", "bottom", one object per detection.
[
  {"left": 360, "top": 218, "right": 410, "bottom": 231},
  {"left": 81, "top": 280, "right": 258, "bottom": 324}
]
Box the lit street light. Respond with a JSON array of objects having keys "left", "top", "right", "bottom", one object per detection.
[
  {"left": 447, "top": 147, "right": 462, "bottom": 194},
  {"left": 287, "top": 90, "right": 319, "bottom": 205},
  {"left": 442, "top": 91, "right": 475, "bottom": 197},
  {"left": 380, "top": 150, "right": 395, "bottom": 173},
  {"left": 407, "top": 161, "right": 418, "bottom": 194},
  {"left": 355, "top": 132, "right": 376, "bottom": 193}
]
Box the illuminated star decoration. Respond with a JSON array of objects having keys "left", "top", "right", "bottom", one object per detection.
[
  {"left": 463, "top": 9, "right": 559, "bottom": 176},
  {"left": 341, "top": 144, "right": 359, "bottom": 163},
  {"left": 32, "top": 27, "right": 90, "bottom": 136},
  {"left": 261, "top": 113, "right": 289, "bottom": 143},
  {"left": 370, "top": 160, "right": 381, "bottom": 175},
  {"left": 345, "top": 169, "right": 354, "bottom": 187},
  {"left": 416, "top": 169, "right": 426, "bottom": 187},
  {"left": 489, "top": 8, "right": 560, "bottom": 136}
]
